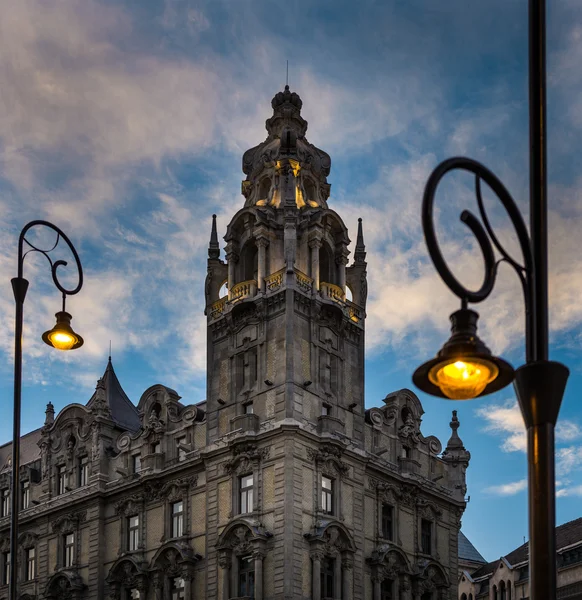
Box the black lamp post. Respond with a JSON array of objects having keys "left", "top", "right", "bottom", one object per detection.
[
  {"left": 9, "top": 221, "right": 84, "bottom": 600},
  {"left": 412, "top": 2, "right": 569, "bottom": 599}
]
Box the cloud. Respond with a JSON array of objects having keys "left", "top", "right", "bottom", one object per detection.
[
  {"left": 476, "top": 400, "right": 581, "bottom": 455},
  {"left": 556, "top": 485, "right": 582, "bottom": 498},
  {"left": 484, "top": 479, "right": 527, "bottom": 496},
  {"left": 556, "top": 446, "right": 582, "bottom": 477}
]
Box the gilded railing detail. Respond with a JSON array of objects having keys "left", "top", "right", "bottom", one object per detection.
[
  {"left": 345, "top": 300, "right": 363, "bottom": 323},
  {"left": 209, "top": 297, "right": 227, "bottom": 320},
  {"left": 230, "top": 279, "right": 257, "bottom": 302},
  {"left": 320, "top": 281, "right": 346, "bottom": 303},
  {"left": 295, "top": 269, "right": 313, "bottom": 293},
  {"left": 265, "top": 268, "right": 285, "bottom": 292}
]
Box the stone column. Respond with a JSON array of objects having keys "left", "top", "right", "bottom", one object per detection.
[
  {"left": 225, "top": 246, "right": 238, "bottom": 299},
  {"left": 309, "top": 238, "right": 322, "bottom": 292},
  {"left": 400, "top": 574, "right": 412, "bottom": 600},
  {"left": 341, "top": 558, "right": 353, "bottom": 600},
  {"left": 311, "top": 551, "right": 323, "bottom": 600},
  {"left": 253, "top": 550, "right": 265, "bottom": 600},
  {"left": 334, "top": 556, "right": 342, "bottom": 600},
  {"left": 218, "top": 555, "right": 231, "bottom": 600},
  {"left": 256, "top": 238, "right": 269, "bottom": 292},
  {"left": 372, "top": 575, "right": 382, "bottom": 600},
  {"left": 184, "top": 573, "right": 193, "bottom": 600},
  {"left": 336, "top": 250, "right": 349, "bottom": 293}
]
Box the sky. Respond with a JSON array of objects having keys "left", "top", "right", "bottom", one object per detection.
[{"left": 1, "top": 0, "right": 582, "bottom": 564}]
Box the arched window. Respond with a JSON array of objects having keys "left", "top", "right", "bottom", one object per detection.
[
  {"left": 239, "top": 242, "right": 258, "bottom": 283},
  {"left": 493, "top": 585, "right": 498, "bottom": 600},
  {"left": 500, "top": 580, "right": 506, "bottom": 600},
  {"left": 507, "top": 581, "right": 512, "bottom": 600},
  {"left": 461, "top": 594, "right": 468, "bottom": 600},
  {"left": 319, "top": 243, "right": 335, "bottom": 285}
]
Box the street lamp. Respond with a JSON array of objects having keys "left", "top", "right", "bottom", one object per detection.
[
  {"left": 9, "top": 220, "right": 84, "bottom": 600},
  {"left": 413, "top": 2, "right": 570, "bottom": 599}
]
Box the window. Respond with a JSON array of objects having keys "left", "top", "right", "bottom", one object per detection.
[
  {"left": 401, "top": 446, "right": 410, "bottom": 458},
  {"left": 1, "top": 489, "right": 10, "bottom": 517},
  {"left": 128, "top": 515, "right": 140, "bottom": 551},
  {"left": 57, "top": 465, "right": 68, "bottom": 495},
  {"left": 170, "top": 576, "right": 185, "bottom": 600},
  {"left": 176, "top": 437, "right": 187, "bottom": 462},
  {"left": 2, "top": 551, "right": 9, "bottom": 585},
  {"left": 320, "top": 557, "right": 335, "bottom": 599},
  {"left": 152, "top": 442, "right": 161, "bottom": 454},
  {"left": 127, "top": 590, "right": 141, "bottom": 600},
  {"left": 238, "top": 555, "right": 255, "bottom": 598},
  {"left": 321, "top": 476, "right": 333, "bottom": 515},
  {"left": 78, "top": 457, "right": 89, "bottom": 487},
  {"left": 21, "top": 480, "right": 30, "bottom": 510},
  {"left": 64, "top": 533, "right": 75, "bottom": 567},
  {"left": 381, "top": 579, "right": 393, "bottom": 600},
  {"left": 322, "top": 404, "right": 331, "bottom": 416},
  {"left": 381, "top": 504, "right": 393, "bottom": 540},
  {"left": 244, "top": 403, "right": 254, "bottom": 415},
  {"left": 171, "top": 501, "right": 184, "bottom": 538},
  {"left": 132, "top": 454, "right": 141, "bottom": 473},
  {"left": 421, "top": 519, "right": 432, "bottom": 555},
  {"left": 240, "top": 474, "right": 254, "bottom": 514},
  {"left": 25, "top": 547, "right": 35, "bottom": 581},
  {"left": 421, "top": 593, "right": 433, "bottom": 600}
]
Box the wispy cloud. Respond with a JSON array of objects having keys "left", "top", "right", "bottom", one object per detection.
[{"left": 484, "top": 479, "right": 527, "bottom": 496}]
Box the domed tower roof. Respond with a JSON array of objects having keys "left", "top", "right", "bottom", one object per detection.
[{"left": 241, "top": 86, "right": 331, "bottom": 209}]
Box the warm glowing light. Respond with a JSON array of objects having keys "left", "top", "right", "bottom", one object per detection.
[
  {"left": 47, "top": 330, "right": 77, "bottom": 351},
  {"left": 429, "top": 358, "right": 498, "bottom": 400}
]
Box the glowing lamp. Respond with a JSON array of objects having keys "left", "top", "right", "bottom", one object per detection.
[
  {"left": 42, "top": 311, "right": 84, "bottom": 351},
  {"left": 413, "top": 307, "right": 514, "bottom": 400}
]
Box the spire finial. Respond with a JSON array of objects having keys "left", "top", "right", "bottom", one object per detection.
[
  {"left": 354, "top": 217, "right": 367, "bottom": 264},
  {"left": 208, "top": 214, "right": 220, "bottom": 259},
  {"left": 109, "top": 340, "right": 111, "bottom": 362},
  {"left": 44, "top": 402, "right": 55, "bottom": 426},
  {"left": 286, "top": 60, "right": 289, "bottom": 87}
]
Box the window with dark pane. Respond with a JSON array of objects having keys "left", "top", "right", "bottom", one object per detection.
[
  {"left": 238, "top": 555, "right": 255, "bottom": 598},
  {"left": 25, "top": 547, "right": 35, "bottom": 581},
  {"left": 21, "top": 480, "right": 30, "bottom": 510},
  {"left": 126, "top": 589, "right": 141, "bottom": 600},
  {"left": 2, "top": 551, "right": 9, "bottom": 585},
  {"left": 171, "top": 501, "right": 184, "bottom": 538},
  {"left": 421, "top": 519, "right": 432, "bottom": 555},
  {"left": 57, "top": 465, "right": 68, "bottom": 495},
  {"left": 132, "top": 454, "right": 141, "bottom": 473},
  {"left": 321, "top": 476, "right": 333, "bottom": 515},
  {"left": 240, "top": 474, "right": 254, "bottom": 514},
  {"left": 320, "top": 557, "right": 335, "bottom": 599},
  {"left": 78, "top": 456, "right": 89, "bottom": 487},
  {"left": 381, "top": 578, "right": 393, "bottom": 600},
  {"left": 64, "top": 533, "right": 75, "bottom": 567},
  {"left": 381, "top": 503, "right": 393, "bottom": 540},
  {"left": 128, "top": 515, "right": 140, "bottom": 551},
  {"left": 0, "top": 488, "right": 9, "bottom": 517},
  {"left": 170, "top": 576, "right": 185, "bottom": 600}
]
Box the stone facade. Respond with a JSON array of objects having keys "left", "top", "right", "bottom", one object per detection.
[
  {"left": 458, "top": 517, "right": 582, "bottom": 600},
  {"left": 0, "top": 87, "right": 470, "bottom": 600}
]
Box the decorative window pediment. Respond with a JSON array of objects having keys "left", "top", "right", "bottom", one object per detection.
[
  {"left": 416, "top": 499, "right": 443, "bottom": 519},
  {"left": 304, "top": 523, "right": 356, "bottom": 556},
  {"left": 114, "top": 494, "right": 144, "bottom": 517},
  {"left": 106, "top": 557, "right": 149, "bottom": 599},
  {"left": 307, "top": 444, "right": 348, "bottom": 477},
  {"left": 51, "top": 511, "right": 86, "bottom": 534},
  {"left": 44, "top": 571, "right": 85, "bottom": 600},
  {"left": 217, "top": 520, "right": 272, "bottom": 557},
  {"left": 223, "top": 443, "right": 269, "bottom": 476}
]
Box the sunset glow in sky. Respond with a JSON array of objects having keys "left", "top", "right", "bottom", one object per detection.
[{"left": 1, "top": 0, "right": 582, "bottom": 563}]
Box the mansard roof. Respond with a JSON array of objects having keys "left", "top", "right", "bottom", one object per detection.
[
  {"left": 470, "top": 516, "right": 582, "bottom": 578},
  {"left": 458, "top": 531, "right": 486, "bottom": 565},
  {"left": 86, "top": 358, "right": 140, "bottom": 431},
  {"left": 0, "top": 427, "right": 43, "bottom": 471}
]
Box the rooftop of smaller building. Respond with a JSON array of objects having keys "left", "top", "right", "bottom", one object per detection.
[{"left": 458, "top": 531, "right": 487, "bottom": 565}]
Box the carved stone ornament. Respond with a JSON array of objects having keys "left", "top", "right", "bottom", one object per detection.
[
  {"left": 398, "top": 411, "right": 420, "bottom": 445},
  {"left": 114, "top": 493, "right": 144, "bottom": 517},
  {"left": 399, "top": 485, "right": 417, "bottom": 508},
  {"left": 307, "top": 444, "right": 349, "bottom": 477},
  {"left": 143, "top": 476, "right": 197, "bottom": 503},
  {"left": 0, "top": 536, "right": 9, "bottom": 552},
  {"left": 223, "top": 444, "right": 270, "bottom": 476},
  {"left": 51, "top": 511, "right": 87, "bottom": 534},
  {"left": 18, "top": 531, "right": 38, "bottom": 548},
  {"left": 416, "top": 498, "right": 443, "bottom": 519},
  {"left": 369, "top": 478, "right": 403, "bottom": 504}
]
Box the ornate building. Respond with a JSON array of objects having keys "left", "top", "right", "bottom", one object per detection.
[{"left": 0, "top": 87, "right": 471, "bottom": 600}]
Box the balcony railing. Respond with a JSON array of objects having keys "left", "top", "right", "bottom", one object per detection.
[
  {"left": 208, "top": 297, "right": 227, "bottom": 320},
  {"left": 320, "top": 282, "right": 345, "bottom": 303},
  {"left": 265, "top": 268, "right": 285, "bottom": 292},
  {"left": 230, "top": 279, "right": 257, "bottom": 302},
  {"left": 230, "top": 413, "right": 260, "bottom": 433},
  {"left": 295, "top": 269, "right": 313, "bottom": 293}
]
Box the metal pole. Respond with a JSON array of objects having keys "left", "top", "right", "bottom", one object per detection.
[{"left": 9, "top": 278, "right": 28, "bottom": 600}]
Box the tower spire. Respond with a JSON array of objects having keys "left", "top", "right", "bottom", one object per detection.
[
  {"left": 208, "top": 214, "right": 220, "bottom": 259},
  {"left": 354, "top": 217, "right": 367, "bottom": 264}
]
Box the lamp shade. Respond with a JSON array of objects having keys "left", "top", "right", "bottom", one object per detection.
[
  {"left": 412, "top": 308, "right": 514, "bottom": 400},
  {"left": 42, "top": 311, "right": 84, "bottom": 351}
]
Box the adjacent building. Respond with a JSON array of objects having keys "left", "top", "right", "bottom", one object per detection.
[
  {"left": 0, "top": 86, "right": 471, "bottom": 600},
  {"left": 458, "top": 517, "right": 582, "bottom": 600}
]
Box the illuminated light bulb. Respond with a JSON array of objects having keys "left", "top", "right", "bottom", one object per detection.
[
  {"left": 42, "top": 311, "right": 84, "bottom": 351},
  {"left": 428, "top": 358, "right": 499, "bottom": 400},
  {"left": 47, "top": 330, "right": 77, "bottom": 351}
]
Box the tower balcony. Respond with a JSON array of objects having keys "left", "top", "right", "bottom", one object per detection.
[
  {"left": 320, "top": 282, "right": 345, "bottom": 303},
  {"left": 230, "top": 279, "right": 258, "bottom": 303},
  {"left": 230, "top": 413, "right": 260, "bottom": 433}
]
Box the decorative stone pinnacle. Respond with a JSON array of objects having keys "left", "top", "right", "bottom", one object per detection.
[
  {"left": 355, "top": 217, "right": 366, "bottom": 263},
  {"left": 208, "top": 214, "right": 220, "bottom": 260},
  {"left": 44, "top": 402, "right": 55, "bottom": 426}
]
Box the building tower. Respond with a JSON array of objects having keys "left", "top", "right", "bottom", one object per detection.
[{"left": 204, "top": 84, "right": 367, "bottom": 445}]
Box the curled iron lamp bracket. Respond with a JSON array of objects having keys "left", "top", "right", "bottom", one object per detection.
[
  {"left": 422, "top": 157, "right": 535, "bottom": 360},
  {"left": 15, "top": 220, "right": 83, "bottom": 303}
]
